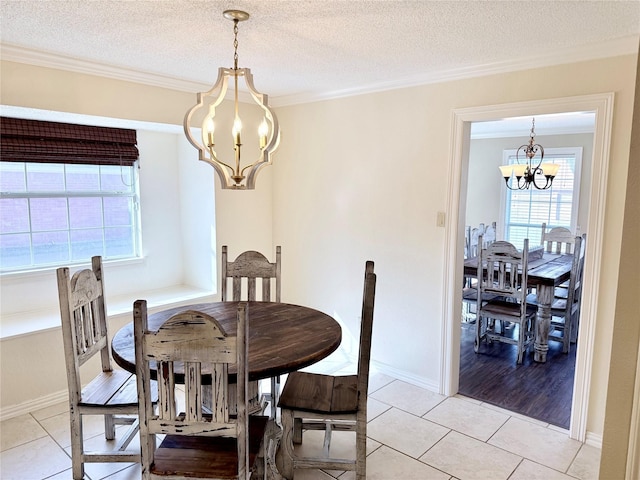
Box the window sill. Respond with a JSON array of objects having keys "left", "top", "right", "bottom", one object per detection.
[
  {"left": 0, "top": 285, "right": 215, "bottom": 340},
  {"left": 0, "top": 256, "right": 145, "bottom": 279}
]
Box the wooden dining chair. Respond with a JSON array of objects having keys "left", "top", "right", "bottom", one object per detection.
[
  {"left": 221, "top": 245, "right": 281, "bottom": 303},
  {"left": 527, "top": 234, "right": 586, "bottom": 353},
  {"left": 134, "top": 300, "right": 268, "bottom": 480},
  {"left": 462, "top": 222, "right": 497, "bottom": 323},
  {"left": 57, "top": 256, "right": 143, "bottom": 480},
  {"left": 221, "top": 245, "right": 282, "bottom": 419},
  {"left": 467, "top": 225, "right": 484, "bottom": 259},
  {"left": 278, "top": 261, "right": 376, "bottom": 480},
  {"left": 474, "top": 239, "right": 537, "bottom": 364},
  {"left": 541, "top": 223, "right": 576, "bottom": 254},
  {"left": 482, "top": 221, "right": 497, "bottom": 247}
]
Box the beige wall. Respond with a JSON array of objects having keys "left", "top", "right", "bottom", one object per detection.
[
  {"left": 599, "top": 51, "right": 640, "bottom": 479},
  {"left": 273, "top": 54, "right": 636, "bottom": 440},
  {"left": 0, "top": 52, "right": 637, "bottom": 466}
]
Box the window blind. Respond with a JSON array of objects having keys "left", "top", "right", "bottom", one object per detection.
[{"left": 0, "top": 116, "right": 138, "bottom": 166}]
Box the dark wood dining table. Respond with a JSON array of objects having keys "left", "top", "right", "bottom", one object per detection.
[
  {"left": 464, "top": 252, "right": 574, "bottom": 362},
  {"left": 111, "top": 300, "right": 342, "bottom": 390}
]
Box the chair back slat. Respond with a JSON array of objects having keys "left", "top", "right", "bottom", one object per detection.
[
  {"left": 211, "top": 363, "right": 229, "bottom": 423},
  {"left": 157, "top": 360, "right": 176, "bottom": 420},
  {"left": 222, "top": 245, "right": 281, "bottom": 302},
  {"left": 185, "top": 361, "right": 203, "bottom": 422}
]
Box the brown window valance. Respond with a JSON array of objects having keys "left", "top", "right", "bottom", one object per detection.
[{"left": 0, "top": 116, "right": 139, "bottom": 166}]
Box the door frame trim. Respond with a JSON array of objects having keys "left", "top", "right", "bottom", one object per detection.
[{"left": 441, "top": 93, "right": 615, "bottom": 441}]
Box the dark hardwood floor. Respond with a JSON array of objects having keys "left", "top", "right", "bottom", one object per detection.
[{"left": 458, "top": 321, "right": 576, "bottom": 429}]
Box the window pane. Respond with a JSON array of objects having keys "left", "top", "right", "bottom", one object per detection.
[
  {"left": 32, "top": 231, "right": 70, "bottom": 264},
  {"left": 30, "top": 198, "right": 69, "bottom": 231},
  {"left": 0, "top": 198, "right": 30, "bottom": 234},
  {"left": 101, "top": 165, "right": 133, "bottom": 192},
  {"left": 26, "top": 163, "right": 65, "bottom": 191},
  {"left": 70, "top": 229, "right": 104, "bottom": 260},
  {"left": 69, "top": 197, "right": 103, "bottom": 228},
  {"left": 105, "top": 226, "right": 134, "bottom": 257},
  {"left": 104, "top": 197, "right": 133, "bottom": 227},
  {"left": 0, "top": 233, "right": 31, "bottom": 268},
  {"left": 66, "top": 164, "right": 100, "bottom": 191},
  {"left": 0, "top": 163, "right": 26, "bottom": 192},
  {"left": 1, "top": 161, "right": 140, "bottom": 271}
]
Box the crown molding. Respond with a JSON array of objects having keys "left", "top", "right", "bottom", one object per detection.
[
  {"left": 2, "top": 35, "right": 638, "bottom": 107},
  {"left": 0, "top": 44, "right": 209, "bottom": 93},
  {"left": 273, "top": 35, "right": 639, "bottom": 106}
]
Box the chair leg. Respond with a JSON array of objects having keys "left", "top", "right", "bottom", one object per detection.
[
  {"left": 322, "top": 421, "right": 332, "bottom": 457},
  {"left": 280, "top": 409, "right": 295, "bottom": 480},
  {"left": 562, "top": 314, "right": 573, "bottom": 354},
  {"left": 293, "top": 417, "right": 303, "bottom": 444},
  {"left": 355, "top": 419, "right": 366, "bottom": 480},
  {"left": 270, "top": 375, "right": 281, "bottom": 420},
  {"left": 474, "top": 317, "right": 482, "bottom": 353},
  {"left": 69, "top": 410, "right": 84, "bottom": 480},
  {"left": 104, "top": 413, "right": 116, "bottom": 440}
]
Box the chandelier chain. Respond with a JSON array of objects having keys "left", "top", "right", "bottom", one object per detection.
[
  {"left": 529, "top": 118, "right": 536, "bottom": 141},
  {"left": 233, "top": 20, "right": 239, "bottom": 70}
]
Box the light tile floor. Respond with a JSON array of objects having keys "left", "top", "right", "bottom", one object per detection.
[{"left": 1, "top": 349, "right": 601, "bottom": 480}]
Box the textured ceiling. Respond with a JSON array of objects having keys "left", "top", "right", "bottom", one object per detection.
[
  {"left": 1, "top": 0, "right": 639, "bottom": 106},
  {"left": 0, "top": 0, "right": 640, "bottom": 105}
]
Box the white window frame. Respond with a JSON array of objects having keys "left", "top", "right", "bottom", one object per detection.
[
  {"left": 499, "top": 146, "right": 582, "bottom": 248},
  {"left": 0, "top": 161, "right": 142, "bottom": 273}
]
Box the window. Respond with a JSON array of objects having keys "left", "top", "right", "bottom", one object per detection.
[
  {"left": 0, "top": 117, "right": 140, "bottom": 272},
  {"left": 1, "top": 162, "right": 140, "bottom": 271},
  {"left": 502, "top": 147, "right": 582, "bottom": 249}
]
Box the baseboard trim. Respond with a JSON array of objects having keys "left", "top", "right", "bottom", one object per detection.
[
  {"left": 585, "top": 431, "right": 603, "bottom": 450},
  {"left": 1, "top": 390, "right": 68, "bottom": 421},
  {"left": 371, "top": 360, "right": 440, "bottom": 392}
]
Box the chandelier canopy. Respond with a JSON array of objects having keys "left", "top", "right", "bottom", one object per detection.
[
  {"left": 498, "top": 118, "right": 559, "bottom": 190},
  {"left": 183, "top": 10, "right": 280, "bottom": 190}
]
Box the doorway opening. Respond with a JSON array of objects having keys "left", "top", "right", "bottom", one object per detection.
[
  {"left": 441, "top": 93, "right": 614, "bottom": 442},
  {"left": 458, "top": 112, "right": 594, "bottom": 429}
]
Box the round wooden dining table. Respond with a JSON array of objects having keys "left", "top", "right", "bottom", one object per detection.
[{"left": 111, "top": 301, "right": 342, "bottom": 383}]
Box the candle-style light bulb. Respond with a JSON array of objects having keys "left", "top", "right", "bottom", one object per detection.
[
  {"left": 258, "top": 119, "right": 268, "bottom": 149},
  {"left": 232, "top": 117, "right": 242, "bottom": 145},
  {"left": 206, "top": 118, "right": 215, "bottom": 146}
]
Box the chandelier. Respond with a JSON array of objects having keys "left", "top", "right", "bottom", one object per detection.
[
  {"left": 498, "top": 118, "right": 559, "bottom": 190},
  {"left": 183, "top": 10, "right": 280, "bottom": 190}
]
